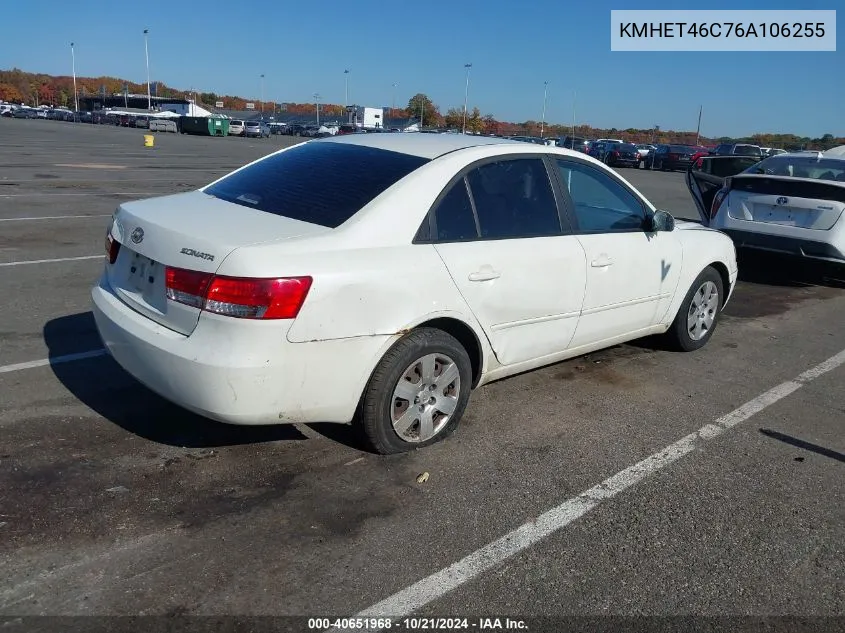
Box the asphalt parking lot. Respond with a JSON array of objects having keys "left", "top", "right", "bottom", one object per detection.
[{"left": 1, "top": 120, "right": 844, "bottom": 630}]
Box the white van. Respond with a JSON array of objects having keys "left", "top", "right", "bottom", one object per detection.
[{"left": 229, "top": 120, "right": 245, "bottom": 136}]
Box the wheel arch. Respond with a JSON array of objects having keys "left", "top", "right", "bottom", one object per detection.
[
  {"left": 412, "top": 316, "right": 485, "bottom": 388},
  {"left": 707, "top": 260, "right": 732, "bottom": 307}
]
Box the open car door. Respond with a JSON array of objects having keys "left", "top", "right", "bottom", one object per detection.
[{"left": 686, "top": 156, "right": 762, "bottom": 225}]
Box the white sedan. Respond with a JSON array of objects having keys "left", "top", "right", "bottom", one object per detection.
[
  {"left": 92, "top": 134, "right": 738, "bottom": 454},
  {"left": 687, "top": 148, "right": 845, "bottom": 265}
]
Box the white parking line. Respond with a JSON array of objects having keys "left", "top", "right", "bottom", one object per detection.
[
  {"left": 335, "top": 347, "right": 845, "bottom": 630},
  {"left": 0, "top": 349, "right": 107, "bottom": 374},
  {"left": 0, "top": 214, "right": 111, "bottom": 222},
  {"left": 0, "top": 255, "right": 102, "bottom": 267}
]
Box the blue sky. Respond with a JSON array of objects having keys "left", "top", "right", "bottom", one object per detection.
[{"left": 1, "top": 0, "right": 841, "bottom": 137}]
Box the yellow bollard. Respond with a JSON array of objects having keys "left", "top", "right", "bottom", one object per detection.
[{"left": 143, "top": 134, "right": 154, "bottom": 148}]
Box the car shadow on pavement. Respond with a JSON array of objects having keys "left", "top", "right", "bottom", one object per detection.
[
  {"left": 760, "top": 428, "right": 845, "bottom": 464},
  {"left": 44, "top": 312, "right": 311, "bottom": 448},
  {"left": 737, "top": 250, "right": 845, "bottom": 289}
]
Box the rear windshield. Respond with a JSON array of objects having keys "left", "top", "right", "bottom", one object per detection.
[
  {"left": 618, "top": 143, "right": 637, "bottom": 152},
  {"left": 203, "top": 141, "right": 430, "bottom": 228},
  {"left": 231, "top": 120, "right": 243, "bottom": 125},
  {"left": 743, "top": 156, "right": 845, "bottom": 181},
  {"left": 669, "top": 145, "right": 696, "bottom": 153},
  {"left": 734, "top": 145, "right": 762, "bottom": 156}
]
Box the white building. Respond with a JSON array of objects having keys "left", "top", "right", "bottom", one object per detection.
[{"left": 350, "top": 106, "right": 384, "bottom": 129}]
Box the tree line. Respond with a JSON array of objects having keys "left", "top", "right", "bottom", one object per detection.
[{"left": 1, "top": 69, "right": 842, "bottom": 149}]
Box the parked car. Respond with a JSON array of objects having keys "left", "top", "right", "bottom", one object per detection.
[
  {"left": 92, "top": 135, "right": 737, "bottom": 455},
  {"left": 649, "top": 144, "right": 699, "bottom": 171},
  {"left": 687, "top": 149, "right": 845, "bottom": 265},
  {"left": 601, "top": 142, "right": 640, "bottom": 167},
  {"left": 635, "top": 144, "right": 656, "bottom": 160},
  {"left": 556, "top": 136, "right": 587, "bottom": 150},
  {"left": 710, "top": 143, "right": 764, "bottom": 158},
  {"left": 229, "top": 120, "right": 245, "bottom": 136},
  {"left": 244, "top": 120, "right": 270, "bottom": 138},
  {"left": 587, "top": 141, "right": 609, "bottom": 160}
]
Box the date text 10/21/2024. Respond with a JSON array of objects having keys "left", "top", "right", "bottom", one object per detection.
[{"left": 309, "top": 617, "right": 529, "bottom": 631}]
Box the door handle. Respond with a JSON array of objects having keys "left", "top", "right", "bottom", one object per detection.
[
  {"left": 468, "top": 270, "right": 501, "bottom": 282},
  {"left": 591, "top": 255, "right": 613, "bottom": 268}
]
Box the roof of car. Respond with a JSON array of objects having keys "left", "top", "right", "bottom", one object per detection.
[{"left": 315, "top": 132, "right": 523, "bottom": 159}]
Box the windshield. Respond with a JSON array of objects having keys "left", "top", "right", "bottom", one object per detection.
[
  {"left": 743, "top": 156, "right": 845, "bottom": 181},
  {"left": 203, "top": 141, "right": 430, "bottom": 228}
]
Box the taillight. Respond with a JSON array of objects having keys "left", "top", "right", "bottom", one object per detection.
[
  {"left": 205, "top": 276, "right": 312, "bottom": 319},
  {"left": 165, "top": 267, "right": 213, "bottom": 309},
  {"left": 668, "top": 153, "right": 678, "bottom": 160},
  {"left": 612, "top": 151, "right": 619, "bottom": 157},
  {"left": 711, "top": 186, "right": 729, "bottom": 219},
  {"left": 105, "top": 231, "right": 120, "bottom": 264},
  {"left": 165, "top": 266, "right": 312, "bottom": 320}
]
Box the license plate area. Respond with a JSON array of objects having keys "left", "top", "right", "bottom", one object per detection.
[
  {"left": 129, "top": 253, "right": 160, "bottom": 291},
  {"left": 755, "top": 204, "right": 797, "bottom": 226},
  {"left": 116, "top": 250, "right": 168, "bottom": 313}
]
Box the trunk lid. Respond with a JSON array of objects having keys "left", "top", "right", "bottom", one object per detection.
[
  {"left": 107, "top": 190, "right": 329, "bottom": 336},
  {"left": 725, "top": 175, "right": 845, "bottom": 229}
]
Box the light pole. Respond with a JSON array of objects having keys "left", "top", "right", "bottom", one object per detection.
[
  {"left": 143, "top": 29, "right": 151, "bottom": 110},
  {"left": 540, "top": 81, "right": 548, "bottom": 138},
  {"left": 344, "top": 69, "right": 350, "bottom": 108},
  {"left": 260, "top": 74, "right": 265, "bottom": 115},
  {"left": 462, "top": 63, "right": 472, "bottom": 134},
  {"left": 314, "top": 93, "right": 321, "bottom": 126},
  {"left": 571, "top": 91, "right": 577, "bottom": 148},
  {"left": 695, "top": 105, "right": 702, "bottom": 146},
  {"left": 70, "top": 42, "right": 78, "bottom": 115},
  {"left": 391, "top": 82, "right": 397, "bottom": 117}
]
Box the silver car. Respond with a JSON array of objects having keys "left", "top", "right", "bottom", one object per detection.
[{"left": 244, "top": 120, "right": 270, "bottom": 138}]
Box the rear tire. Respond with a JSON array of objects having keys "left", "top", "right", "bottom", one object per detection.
[
  {"left": 664, "top": 266, "right": 725, "bottom": 352},
  {"left": 358, "top": 328, "right": 473, "bottom": 455}
]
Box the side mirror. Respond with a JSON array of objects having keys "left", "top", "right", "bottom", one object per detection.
[{"left": 650, "top": 209, "right": 675, "bottom": 232}]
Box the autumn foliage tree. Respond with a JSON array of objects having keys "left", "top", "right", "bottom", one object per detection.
[{"left": 407, "top": 93, "right": 442, "bottom": 127}]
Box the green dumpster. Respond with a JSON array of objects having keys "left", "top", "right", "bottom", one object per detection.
[{"left": 179, "top": 116, "right": 230, "bottom": 136}]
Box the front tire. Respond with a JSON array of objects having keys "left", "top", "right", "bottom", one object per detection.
[
  {"left": 664, "top": 266, "right": 725, "bottom": 352},
  {"left": 358, "top": 328, "right": 473, "bottom": 455}
]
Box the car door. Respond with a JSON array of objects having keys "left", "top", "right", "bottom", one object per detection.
[
  {"left": 552, "top": 157, "right": 683, "bottom": 347},
  {"left": 686, "top": 156, "right": 763, "bottom": 225},
  {"left": 427, "top": 156, "right": 588, "bottom": 367}
]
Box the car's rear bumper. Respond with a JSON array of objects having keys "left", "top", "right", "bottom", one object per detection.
[
  {"left": 722, "top": 229, "right": 845, "bottom": 263},
  {"left": 91, "top": 274, "right": 392, "bottom": 426}
]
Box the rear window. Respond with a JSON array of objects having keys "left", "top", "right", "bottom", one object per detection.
[
  {"left": 203, "top": 141, "right": 430, "bottom": 228},
  {"left": 668, "top": 145, "right": 696, "bottom": 153},
  {"left": 734, "top": 145, "right": 762, "bottom": 156},
  {"left": 231, "top": 120, "right": 243, "bottom": 125},
  {"left": 618, "top": 143, "right": 637, "bottom": 152},
  {"left": 744, "top": 156, "right": 845, "bottom": 181}
]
